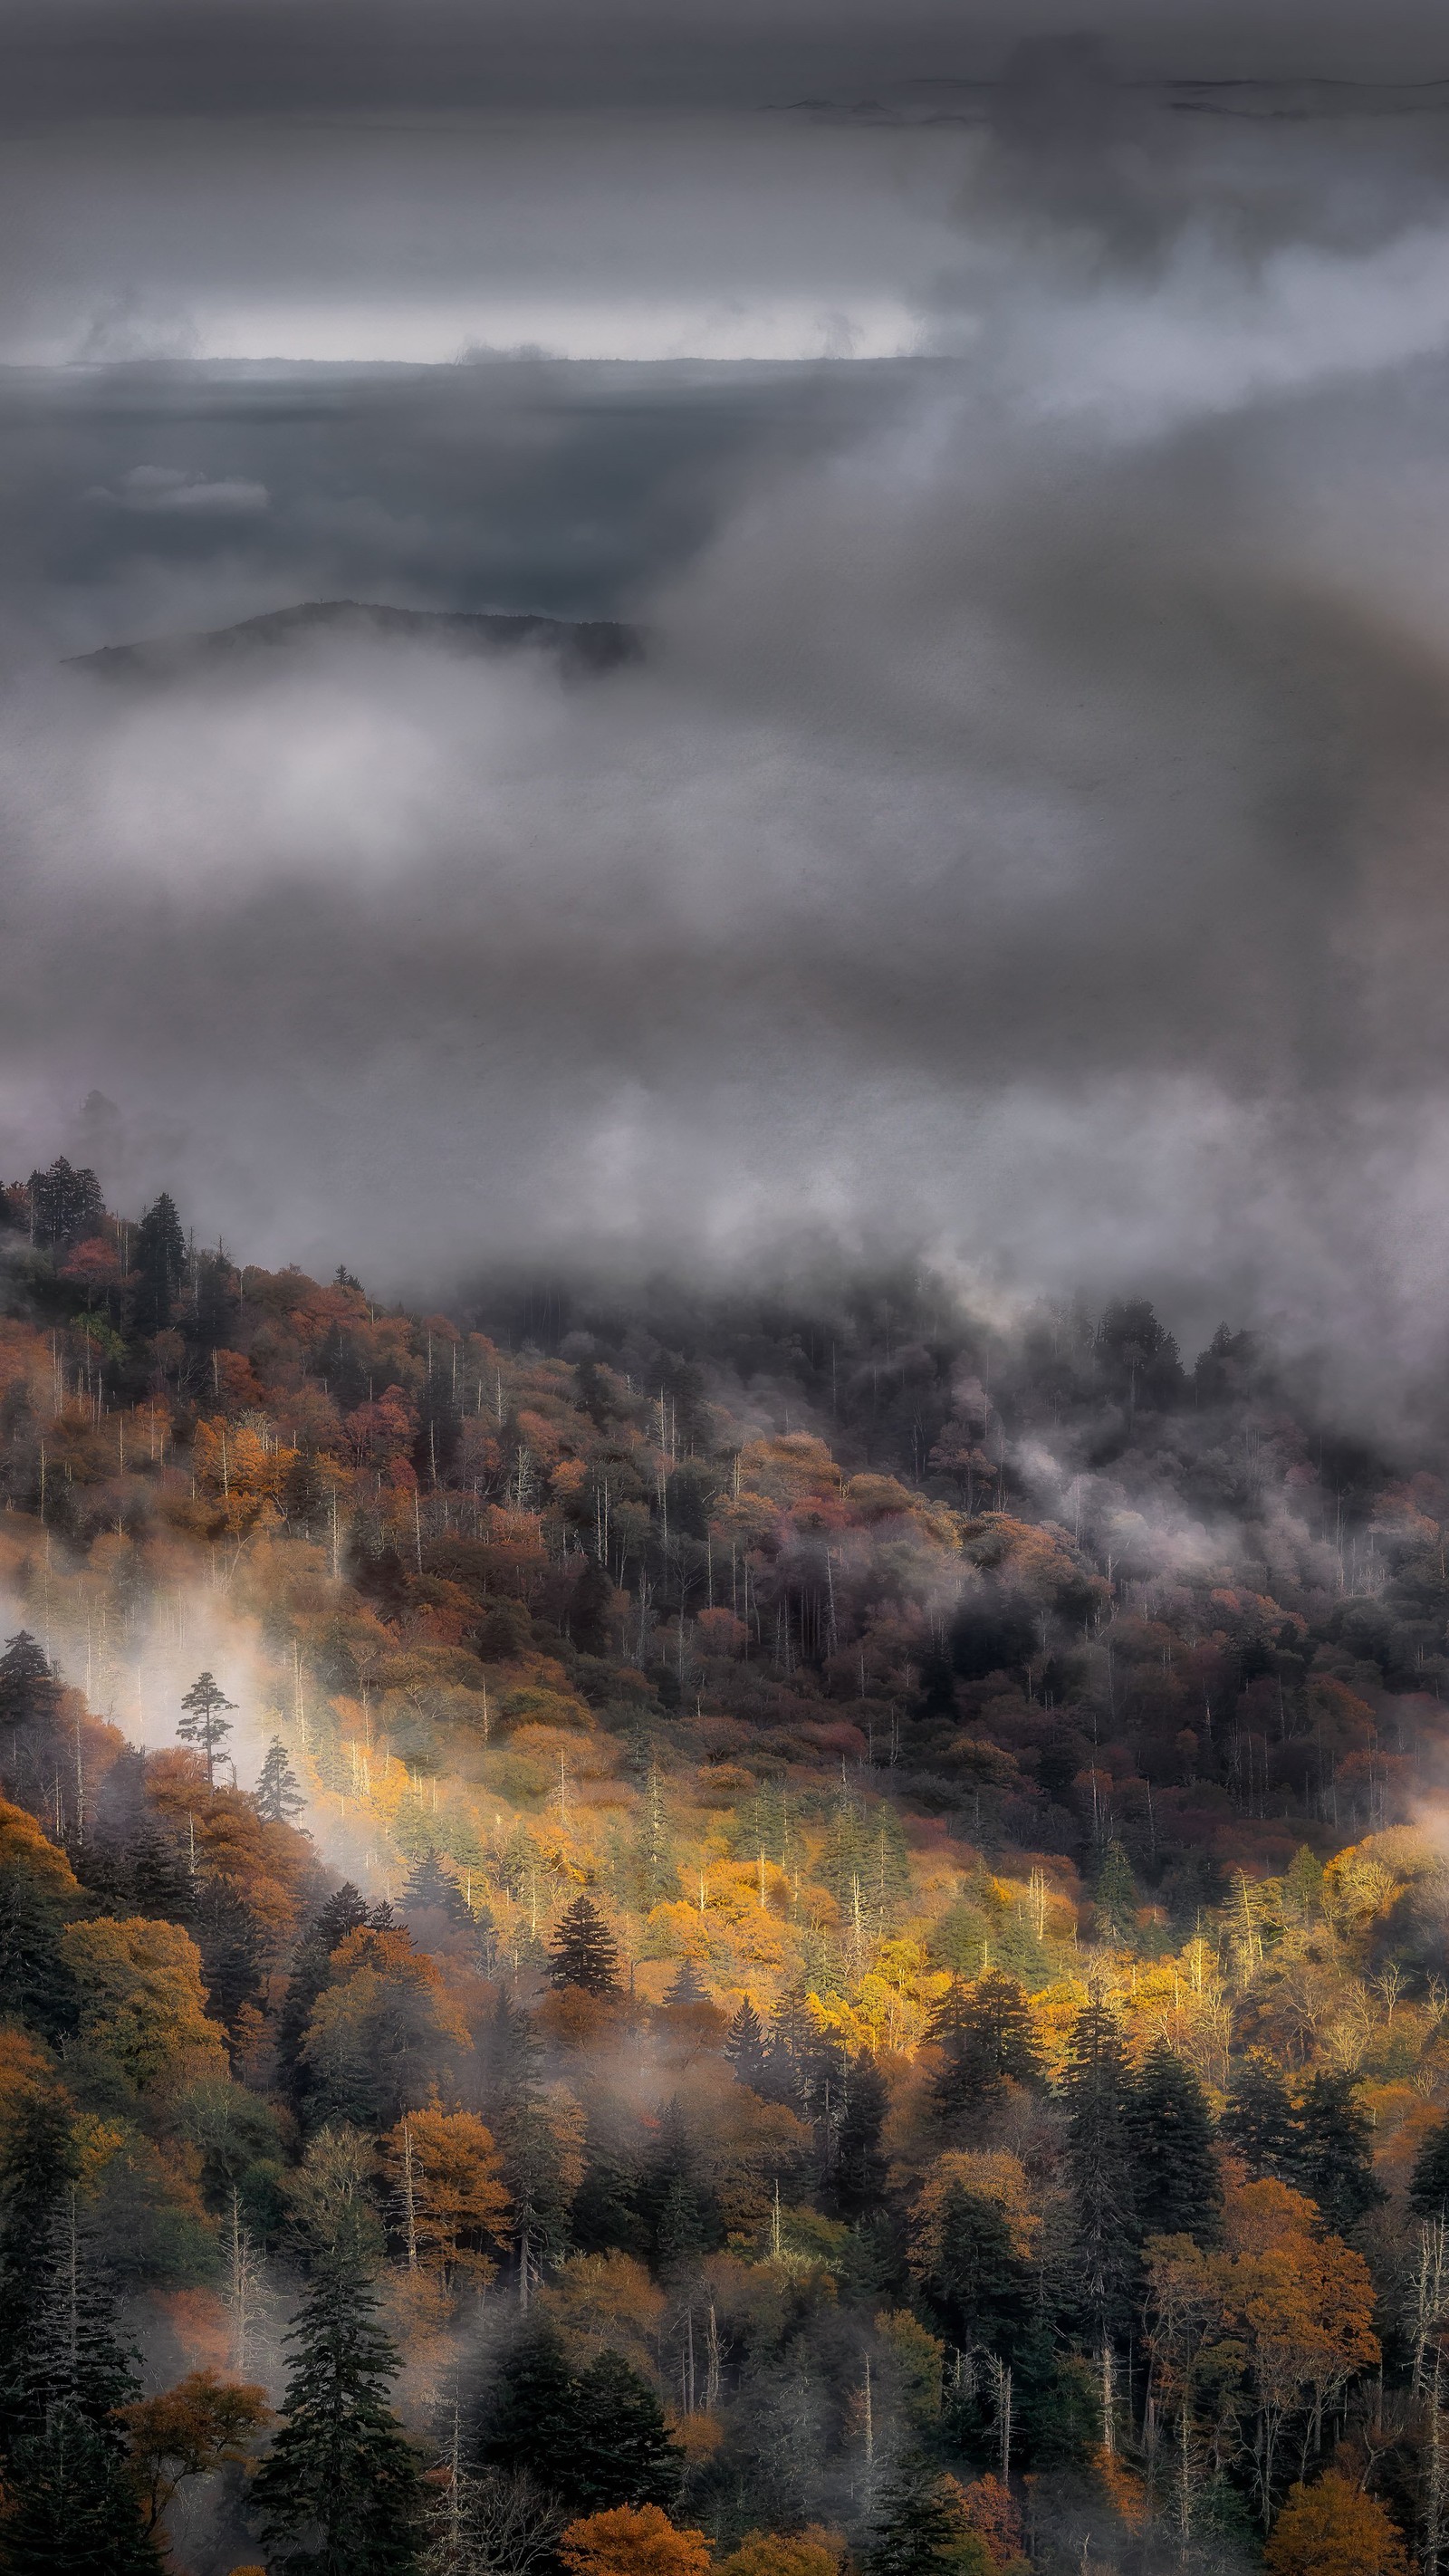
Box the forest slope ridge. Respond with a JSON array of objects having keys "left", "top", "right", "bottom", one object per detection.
[
  {"left": 0, "top": 1157, "right": 1448, "bottom": 2576},
  {"left": 65, "top": 598, "right": 642, "bottom": 679}
]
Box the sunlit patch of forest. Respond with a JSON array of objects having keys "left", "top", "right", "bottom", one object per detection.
[{"left": 2, "top": 1156, "right": 1448, "bottom": 2576}]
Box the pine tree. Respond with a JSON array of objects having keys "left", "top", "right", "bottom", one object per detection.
[
  {"left": 1412, "top": 2116, "right": 1449, "bottom": 2220},
  {"left": 275, "top": 1885, "right": 378, "bottom": 2110},
  {"left": 830, "top": 2055, "right": 890, "bottom": 2219},
  {"left": 1063, "top": 1995, "right": 1137, "bottom": 2350},
  {"left": 921, "top": 2182, "right": 1032, "bottom": 2358},
  {"left": 1222, "top": 2057, "right": 1298, "bottom": 2181},
  {"left": 178, "top": 1671, "right": 236, "bottom": 1793},
  {"left": 478, "top": 2321, "right": 578, "bottom": 2482},
  {"left": 570, "top": 1556, "right": 615, "bottom": 1658},
  {"left": 14, "top": 2187, "right": 141, "bottom": 2440},
  {"left": 929, "top": 1970, "right": 1040, "bottom": 2128},
  {"left": 724, "top": 1999, "right": 768, "bottom": 2090},
  {"left": 569, "top": 2352, "right": 679, "bottom": 2511},
  {"left": 663, "top": 1956, "right": 707, "bottom": 2007},
  {"left": 0, "top": 1631, "right": 62, "bottom": 1810},
  {"left": 1291, "top": 2071, "right": 1386, "bottom": 2235},
  {"left": 868, "top": 2460, "right": 987, "bottom": 2576},
  {"left": 547, "top": 1895, "right": 619, "bottom": 1996},
  {"left": 27, "top": 1159, "right": 104, "bottom": 1254},
  {"left": 1126, "top": 2038, "right": 1222, "bottom": 2244},
  {"left": 251, "top": 2247, "right": 421, "bottom": 2576},
  {"left": 255, "top": 1738, "right": 306, "bottom": 1825},
  {"left": 402, "top": 1849, "right": 472, "bottom": 1927},
  {"left": 1092, "top": 1838, "right": 1139, "bottom": 1944},
  {"left": 133, "top": 1192, "right": 187, "bottom": 1333},
  {"left": 2, "top": 2408, "right": 160, "bottom": 2576}
]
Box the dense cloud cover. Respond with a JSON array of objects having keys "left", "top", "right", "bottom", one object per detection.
[{"left": 5, "top": 5, "right": 1449, "bottom": 1378}]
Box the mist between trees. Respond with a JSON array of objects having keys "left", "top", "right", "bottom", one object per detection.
[{"left": 4, "top": 1161, "right": 1449, "bottom": 2576}]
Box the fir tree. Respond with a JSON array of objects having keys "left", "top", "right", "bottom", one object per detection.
[
  {"left": 547, "top": 1894, "right": 619, "bottom": 1996},
  {"left": 1092, "top": 1838, "right": 1139, "bottom": 1944},
  {"left": 133, "top": 1192, "right": 187, "bottom": 1334},
  {"left": 0, "top": 1631, "right": 62, "bottom": 1810},
  {"left": 252, "top": 2246, "right": 421, "bottom": 2576},
  {"left": 570, "top": 1555, "right": 615, "bottom": 1658},
  {"left": 1222, "top": 2058, "right": 1298, "bottom": 2181},
  {"left": 569, "top": 2352, "right": 679, "bottom": 2512},
  {"left": 255, "top": 1738, "right": 306, "bottom": 1825},
  {"left": 633, "top": 1767, "right": 676, "bottom": 1910},
  {"left": 929, "top": 1970, "right": 1040, "bottom": 2128},
  {"left": 1063, "top": 1995, "right": 1137, "bottom": 2350},
  {"left": 1412, "top": 2115, "right": 1449, "bottom": 2220},
  {"left": 177, "top": 1671, "right": 236, "bottom": 1793},
  {"left": 2, "top": 2409, "right": 160, "bottom": 2576},
  {"left": 868, "top": 2460, "right": 988, "bottom": 2576},
  {"left": 402, "top": 1849, "right": 472, "bottom": 1927},
  {"left": 724, "top": 1999, "right": 768, "bottom": 2090},
  {"left": 1291, "top": 2071, "right": 1386, "bottom": 2235},
  {"left": 663, "top": 1956, "right": 707, "bottom": 2007},
  {"left": 1126, "top": 2038, "right": 1222, "bottom": 2244},
  {"left": 477, "top": 2321, "right": 578, "bottom": 2482},
  {"left": 830, "top": 2055, "right": 890, "bottom": 2219},
  {"left": 920, "top": 2182, "right": 1032, "bottom": 2359},
  {"left": 275, "top": 1885, "right": 378, "bottom": 2110},
  {"left": 14, "top": 2187, "right": 141, "bottom": 2439}
]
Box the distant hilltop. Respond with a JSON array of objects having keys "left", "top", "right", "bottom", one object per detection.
[{"left": 66, "top": 597, "right": 643, "bottom": 678}]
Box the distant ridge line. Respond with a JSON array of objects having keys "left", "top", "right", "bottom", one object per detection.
[{"left": 67, "top": 598, "right": 642, "bottom": 677}]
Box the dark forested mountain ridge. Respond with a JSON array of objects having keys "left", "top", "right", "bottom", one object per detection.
[{"left": 0, "top": 1163, "right": 1445, "bottom": 2576}]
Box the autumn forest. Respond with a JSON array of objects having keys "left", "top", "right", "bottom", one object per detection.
[{"left": 0, "top": 1157, "right": 1446, "bottom": 2576}]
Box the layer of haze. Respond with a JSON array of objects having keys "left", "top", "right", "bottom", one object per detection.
[{"left": 5, "top": 7, "right": 1449, "bottom": 1373}]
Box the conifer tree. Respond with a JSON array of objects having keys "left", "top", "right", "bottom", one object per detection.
[
  {"left": 633, "top": 1768, "right": 675, "bottom": 1911},
  {"left": 868, "top": 2460, "right": 988, "bottom": 2576},
  {"left": 0, "top": 1631, "right": 62, "bottom": 1809},
  {"left": 929, "top": 1970, "right": 1040, "bottom": 2128},
  {"left": 133, "top": 1192, "right": 187, "bottom": 1333},
  {"left": 1411, "top": 2115, "right": 1449, "bottom": 2220},
  {"left": 663, "top": 1956, "right": 707, "bottom": 2007},
  {"left": 2, "top": 2409, "right": 160, "bottom": 2576},
  {"left": 547, "top": 1895, "right": 619, "bottom": 1996},
  {"left": 252, "top": 2244, "right": 421, "bottom": 2576},
  {"left": 569, "top": 2352, "right": 679, "bottom": 2512},
  {"left": 1092, "top": 1838, "right": 1140, "bottom": 1944},
  {"left": 255, "top": 1738, "right": 306, "bottom": 1825},
  {"left": 920, "top": 2183, "right": 1032, "bottom": 2357},
  {"left": 178, "top": 1671, "right": 236, "bottom": 1793},
  {"left": 830, "top": 2055, "right": 890, "bottom": 2219},
  {"left": 1126, "top": 2038, "right": 1222, "bottom": 2244},
  {"left": 402, "top": 1849, "right": 472, "bottom": 1927},
  {"left": 275, "top": 1885, "right": 377, "bottom": 2110},
  {"left": 478, "top": 2321, "right": 578, "bottom": 2481},
  {"left": 1063, "top": 1995, "right": 1137, "bottom": 2352},
  {"left": 1222, "top": 2057, "right": 1298, "bottom": 2181},
  {"left": 1291, "top": 2070, "right": 1386, "bottom": 2235},
  {"left": 724, "top": 1999, "right": 768, "bottom": 2089}
]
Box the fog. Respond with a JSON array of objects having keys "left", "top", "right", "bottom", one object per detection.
[{"left": 5, "top": 16, "right": 1449, "bottom": 1375}]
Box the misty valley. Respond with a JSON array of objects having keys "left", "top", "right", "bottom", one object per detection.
[{"left": 0, "top": 1162, "right": 1444, "bottom": 2576}]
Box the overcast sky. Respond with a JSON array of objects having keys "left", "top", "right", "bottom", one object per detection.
[{"left": 5, "top": 0, "right": 1449, "bottom": 1384}]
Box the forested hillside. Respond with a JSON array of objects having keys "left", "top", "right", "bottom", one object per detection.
[{"left": 2, "top": 1156, "right": 1448, "bottom": 2576}]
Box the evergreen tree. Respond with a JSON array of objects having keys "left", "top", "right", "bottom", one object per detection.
[
  {"left": 177, "top": 1671, "right": 236, "bottom": 1792},
  {"left": 569, "top": 2352, "right": 679, "bottom": 2512},
  {"left": 0, "top": 1632, "right": 62, "bottom": 1811},
  {"left": 1412, "top": 2115, "right": 1449, "bottom": 2220},
  {"left": 16, "top": 2190, "right": 140, "bottom": 2438},
  {"left": 919, "top": 2182, "right": 1031, "bottom": 2359},
  {"left": 252, "top": 2246, "right": 421, "bottom": 2576},
  {"left": 0, "top": 2103, "right": 83, "bottom": 2452},
  {"left": 255, "top": 1738, "right": 306, "bottom": 1826},
  {"left": 478, "top": 1990, "right": 541, "bottom": 2120},
  {"left": 2, "top": 2409, "right": 160, "bottom": 2576},
  {"left": 663, "top": 1956, "right": 707, "bottom": 2007},
  {"left": 641, "top": 2102, "right": 719, "bottom": 2273},
  {"left": 275, "top": 1886, "right": 378, "bottom": 2110},
  {"left": 1222, "top": 2057, "right": 1298, "bottom": 2181},
  {"left": 1126, "top": 2039, "right": 1222, "bottom": 2244},
  {"left": 547, "top": 1895, "right": 619, "bottom": 1996},
  {"left": 478, "top": 2321, "right": 578, "bottom": 2481},
  {"left": 1291, "top": 2071, "right": 1386, "bottom": 2235},
  {"left": 868, "top": 2460, "right": 987, "bottom": 2576},
  {"left": 830, "top": 2055, "right": 890, "bottom": 2219},
  {"left": 570, "top": 1556, "right": 615, "bottom": 1658},
  {"left": 929, "top": 1970, "right": 1040, "bottom": 2128},
  {"left": 27, "top": 1160, "right": 104, "bottom": 1254},
  {"left": 133, "top": 1193, "right": 187, "bottom": 1334},
  {"left": 402, "top": 1849, "right": 471, "bottom": 1927},
  {"left": 724, "top": 1999, "right": 768, "bottom": 2089},
  {"left": 1092, "top": 1838, "right": 1139, "bottom": 1944},
  {"left": 1063, "top": 1996, "right": 1137, "bottom": 2350}
]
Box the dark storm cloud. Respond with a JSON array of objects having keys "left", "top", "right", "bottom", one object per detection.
[{"left": 5, "top": 7, "right": 1449, "bottom": 1379}]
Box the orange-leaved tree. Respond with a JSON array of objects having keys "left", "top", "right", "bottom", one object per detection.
[
  {"left": 1265, "top": 2475, "right": 1408, "bottom": 2576},
  {"left": 715, "top": 2533, "right": 840, "bottom": 2576},
  {"left": 560, "top": 2504, "right": 712, "bottom": 2576},
  {"left": 120, "top": 2367, "right": 273, "bottom": 2534},
  {"left": 380, "top": 2110, "right": 510, "bottom": 2291}
]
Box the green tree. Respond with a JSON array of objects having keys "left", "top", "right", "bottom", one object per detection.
[
  {"left": 1222, "top": 2057, "right": 1298, "bottom": 2181},
  {"left": 1, "top": 2409, "right": 160, "bottom": 2576},
  {"left": 1411, "top": 2115, "right": 1449, "bottom": 2220},
  {"left": 478, "top": 2321, "right": 578, "bottom": 2482},
  {"left": 548, "top": 1896, "right": 619, "bottom": 1997},
  {"left": 0, "top": 1633, "right": 62, "bottom": 1812},
  {"left": 919, "top": 2185, "right": 1031, "bottom": 2359},
  {"left": 1126, "top": 2039, "right": 1222, "bottom": 2244},
  {"left": 1092, "top": 1838, "right": 1139, "bottom": 1944},
  {"left": 724, "top": 1999, "right": 768, "bottom": 2090},
  {"left": 1063, "top": 1996, "right": 1137, "bottom": 2352},
  {"left": 251, "top": 2247, "right": 421, "bottom": 2576},
  {"left": 133, "top": 1193, "right": 187, "bottom": 1334},
  {"left": 633, "top": 1768, "right": 676, "bottom": 1913},
  {"left": 401, "top": 1849, "right": 471, "bottom": 1927},
  {"left": 177, "top": 1673, "right": 235, "bottom": 1793},
  {"left": 929, "top": 1971, "right": 1040, "bottom": 2129},
  {"left": 569, "top": 2353, "right": 679, "bottom": 2512},
  {"left": 867, "top": 2461, "right": 990, "bottom": 2576},
  {"left": 255, "top": 1739, "right": 306, "bottom": 1826},
  {"left": 830, "top": 2056, "right": 890, "bottom": 2220},
  {"left": 1291, "top": 2071, "right": 1386, "bottom": 2236}
]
